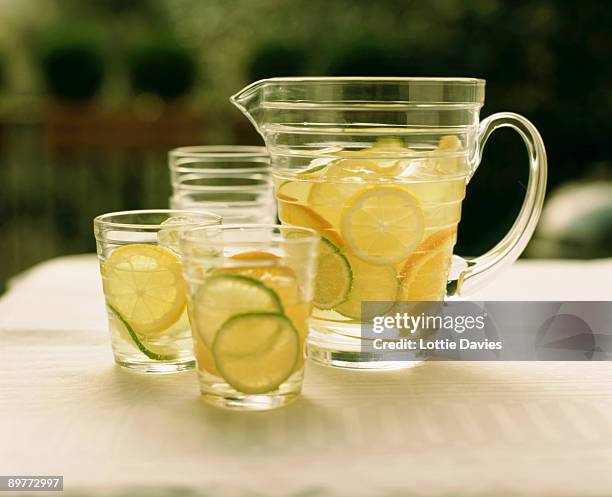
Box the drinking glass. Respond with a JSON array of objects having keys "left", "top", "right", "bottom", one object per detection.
[
  {"left": 169, "top": 146, "right": 276, "bottom": 224},
  {"left": 181, "top": 224, "right": 319, "bottom": 410},
  {"left": 94, "top": 209, "right": 221, "bottom": 373},
  {"left": 231, "top": 77, "right": 547, "bottom": 369}
]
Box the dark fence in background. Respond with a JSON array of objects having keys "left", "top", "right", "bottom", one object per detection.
[{"left": 0, "top": 118, "right": 182, "bottom": 294}]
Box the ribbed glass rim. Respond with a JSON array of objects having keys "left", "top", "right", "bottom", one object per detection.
[
  {"left": 94, "top": 209, "right": 221, "bottom": 231},
  {"left": 169, "top": 145, "right": 268, "bottom": 160},
  {"left": 246, "top": 76, "right": 485, "bottom": 84},
  {"left": 232, "top": 76, "right": 486, "bottom": 107},
  {"left": 172, "top": 183, "right": 272, "bottom": 193}
]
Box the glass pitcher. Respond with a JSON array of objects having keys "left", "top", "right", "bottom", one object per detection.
[{"left": 231, "top": 77, "right": 546, "bottom": 370}]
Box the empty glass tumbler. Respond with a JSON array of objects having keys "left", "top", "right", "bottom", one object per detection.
[{"left": 169, "top": 146, "right": 276, "bottom": 224}]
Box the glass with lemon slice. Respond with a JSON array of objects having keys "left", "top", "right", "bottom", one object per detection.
[
  {"left": 181, "top": 225, "right": 318, "bottom": 410},
  {"left": 94, "top": 210, "right": 221, "bottom": 373}
]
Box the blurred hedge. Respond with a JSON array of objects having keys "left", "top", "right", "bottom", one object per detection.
[
  {"left": 248, "top": 41, "right": 309, "bottom": 80},
  {"left": 128, "top": 39, "right": 198, "bottom": 100},
  {"left": 0, "top": 52, "right": 5, "bottom": 91},
  {"left": 38, "top": 28, "right": 105, "bottom": 102}
]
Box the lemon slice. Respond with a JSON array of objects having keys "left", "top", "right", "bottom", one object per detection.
[
  {"left": 274, "top": 163, "right": 330, "bottom": 202},
  {"left": 429, "top": 135, "right": 465, "bottom": 176},
  {"left": 192, "top": 274, "right": 283, "bottom": 347},
  {"left": 329, "top": 139, "right": 410, "bottom": 174},
  {"left": 230, "top": 251, "right": 280, "bottom": 262},
  {"left": 276, "top": 181, "right": 311, "bottom": 204},
  {"left": 219, "top": 251, "right": 299, "bottom": 305},
  {"left": 277, "top": 202, "right": 344, "bottom": 247},
  {"left": 102, "top": 244, "right": 187, "bottom": 336},
  {"left": 341, "top": 186, "right": 424, "bottom": 265},
  {"left": 326, "top": 158, "right": 383, "bottom": 177},
  {"left": 313, "top": 238, "right": 352, "bottom": 310},
  {"left": 398, "top": 229, "right": 456, "bottom": 301},
  {"left": 307, "top": 179, "right": 367, "bottom": 228},
  {"left": 213, "top": 312, "right": 299, "bottom": 394},
  {"left": 335, "top": 256, "right": 398, "bottom": 320}
]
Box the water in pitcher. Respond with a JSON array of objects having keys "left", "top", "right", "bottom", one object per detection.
[{"left": 273, "top": 137, "right": 468, "bottom": 365}]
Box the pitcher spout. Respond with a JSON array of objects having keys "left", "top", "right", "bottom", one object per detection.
[{"left": 230, "top": 79, "right": 269, "bottom": 137}]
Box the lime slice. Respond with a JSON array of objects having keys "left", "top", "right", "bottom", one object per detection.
[
  {"left": 192, "top": 274, "right": 283, "bottom": 347},
  {"left": 341, "top": 186, "right": 424, "bottom": 265},
  {"left": 313, "top": 237, "right": 352, "bottom": 310},
  {"left": 108, "top": 304, "right": 178, "bottom": 361},
  {"left": 335, "top": 256, "right": 398, "bottom": 320},
  {"left": 213, "top": 312, "right": 299, "bottom": 394},
  {"left": 102, "top": 244, "right": 187, "bottom": 335}
]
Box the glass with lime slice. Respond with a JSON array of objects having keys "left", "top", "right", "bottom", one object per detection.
[
  {"left": 181, "top": 224, "right": 319, "bottom": 410},
  {"left": 94, "top": 209, "right": 221, "bottom": 373}
]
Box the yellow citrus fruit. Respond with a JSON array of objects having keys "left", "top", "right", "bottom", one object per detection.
[
  {"left": 277, "top": 202, "right": 344, "bottom": 247},
  {"left": 398, "top": 229, "right": 456, "bottom": 301},
  {"left": 429, "top": 135, "right": 465, "bottom": 176},
  {"left": 218, "top": 251, "right": 299, "bottom": 305},
  {"left": 102, "top": 244, "right": 187, "bottom": 335},
  {"left": 340, "top": 186, "right": 424, "bottom": 265},
  {"left": 230, "top": 250, "right": 279, "bottom": 261},
  {"left": 307, "top": 184, "right": 366, "bottom": 228},
  {"left": 276, "top": 181, "right": 311, "bottom": 204}
]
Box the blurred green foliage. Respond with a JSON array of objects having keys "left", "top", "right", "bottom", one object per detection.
[
  {"left": 0, "top": 0, "right": 611, "bottom": 293},
  {"left": 0, "top": 53, "right": 5, "bottom": 91},
  {"left": 325, "top": 36, "right": 402, "bottom": 76},
  {"left": 128, "top": 39, "right": 198, "bottom": 100},
  {"left": 38, "top": 28, "right": 105, "bottom": 101},
  {"left": 248, "top": 41, "right": 308, "bottom": 80}
]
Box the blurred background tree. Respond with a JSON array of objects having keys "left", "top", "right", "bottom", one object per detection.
[
  {"left": 128, "top": 38, "right": 198, "bottom": 100},
  {"left": 248, "top": 40, "right": 308, "bottom": 81},
  {"left": 38, "top": 28, "right": 106, "bottom": 102},
  {"left": 0, "top": 52, "right": 6, "bottom": 93},
  {"left": 0, "top": 0, "right": 610, "bottom": 292}
]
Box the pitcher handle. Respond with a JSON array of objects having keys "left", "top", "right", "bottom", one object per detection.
[{"left": 448, "top": 112, "right": 547, "bottom": 297}]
